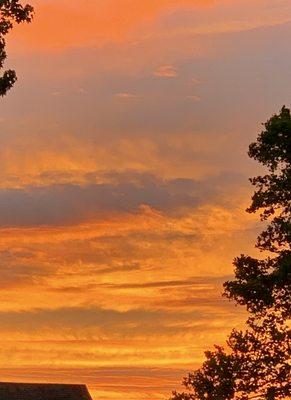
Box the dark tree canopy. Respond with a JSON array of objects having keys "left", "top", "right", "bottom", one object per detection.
[
  {"left": 171, "top": 107, "right": 291, "bottom": 400},
  {"left": 0, "top": 0, "right": 33, "bottom": 96},
  {"left": 224, "top": 106, "right": 291, "bottom": 315},
  {"left": 173, "top": 303, "right": 290, "bottom": 400}
]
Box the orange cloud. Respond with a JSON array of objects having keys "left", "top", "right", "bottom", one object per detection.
[
  {"left": 0, "top": 130, "right": 250, "bottom": 189},
  {"left": 0, "top": 173, "right": 254, "bottom": 399},
  {"left": 10, "top": 0, "right": 214, "bottom": 51},
  {"left": 154, "top": 65, "right": 178, "bottom": 77}
]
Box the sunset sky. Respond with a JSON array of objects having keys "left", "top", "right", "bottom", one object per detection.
[{"left": 1, "top": 1, "right": 291, "bottom": 399}]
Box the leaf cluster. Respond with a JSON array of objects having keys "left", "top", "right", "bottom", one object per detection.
[
  {"left": 224, "top": 107, "right": 291, "bottom": 315},
  {"left": 0, "top": 0, "right": 33, "bottom": 96}
]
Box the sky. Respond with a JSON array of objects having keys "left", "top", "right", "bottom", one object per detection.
[{"left": 1, "top": 0, "right": 291, "bottom": 399}]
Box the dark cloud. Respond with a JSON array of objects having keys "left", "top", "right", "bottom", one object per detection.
[
  {"left": 0, "top": 305, "right": 225, "bottom": 335},
  {"left": 98, "top": 275, "right": 231, "bottom": 290},
  {"left": 49, "top": 275, "right": 231, "bottom": 294},
  {"left": 0, "top": 171, "right": 244, "bottom": 227}
]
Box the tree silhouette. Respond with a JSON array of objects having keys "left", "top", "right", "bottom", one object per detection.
[
  {"left": 0, "top": 0, "right": 33, "bottom": 96},
  {"left": 224, "top": 106, "right": 291, "bottom": 315},
  {"left": 171, "top": 107, "right": 291, "bottom": 400}
]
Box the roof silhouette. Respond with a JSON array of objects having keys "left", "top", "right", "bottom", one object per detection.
[{"left": 0, "top": 382, "right": 93, "bottom": 400}]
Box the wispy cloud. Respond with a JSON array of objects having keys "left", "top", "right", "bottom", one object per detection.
[
  {"left": 114, "top": 92, "right": 138, "bottom": 99},
  {"left": 154, "top": 65, "right": 178, "bottom": 78}
]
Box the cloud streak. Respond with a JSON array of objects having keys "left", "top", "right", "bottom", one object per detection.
[{"left": 0, "top": 172, "right": 246, "bottom": 226}]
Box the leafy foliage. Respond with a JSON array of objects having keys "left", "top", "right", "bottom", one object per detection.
[
  {"left": 171, "top": 107, "right": 291, "bottom": 400},
  {"left": 224, "top": 107, "right": 291, "bottom": 315},
  {"left": 172, "top": 296, "right": 290, "bottom": 400},
  {"left": 224, "top": 251, "right": 290, "bottom": 315},
  {"left": 224, "top": 107, "right": 291, "bottom": 324},
  {"left": 0, "top": 0, "right": 33, "bottom": 96}
]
